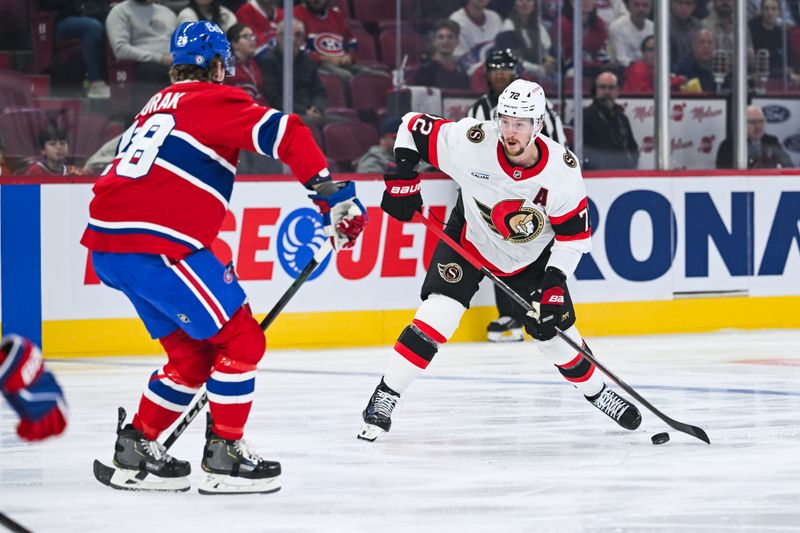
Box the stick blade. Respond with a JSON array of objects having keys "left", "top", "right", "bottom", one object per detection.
[
  {"left": 93, "top": 459, "right": 115, "bottom": 486},
  {"left": 669, "top": 421, "right": 711, "bottom": 444}
]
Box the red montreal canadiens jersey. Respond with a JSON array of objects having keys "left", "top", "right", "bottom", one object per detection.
[
  {"left": 396, "top": 112, "right": 592, "bottom": 276},
  {"left": 81, "top": 81, "right": 327, "bottom": 259},
  {"left": 294, "top": 5, "right": 350, "bottom": 58}
]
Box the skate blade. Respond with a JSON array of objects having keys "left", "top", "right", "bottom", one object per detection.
[
  {"left": 93, "top": 460, "right": 190, "bottom": 492},
  {"left": 357, "top": 423, "right": 385, "bottom": 442},
  {"left": 487, "top": 329, "right": 524, "bottom": 343},
  {"left": 198, "top": 472, "right": 281, "bottom": 495}
]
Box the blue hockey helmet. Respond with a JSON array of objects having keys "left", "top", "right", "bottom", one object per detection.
[{"left": 171, "top": 21, "right": 234, "bottom": 75}]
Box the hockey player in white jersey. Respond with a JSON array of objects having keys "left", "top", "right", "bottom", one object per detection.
[{"left": 357, "top": 79, "right": 642, "bottom": 442}]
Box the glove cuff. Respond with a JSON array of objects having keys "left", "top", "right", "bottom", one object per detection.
[{"left": 543, "top": 266, "right": 566, "bottom": 285}]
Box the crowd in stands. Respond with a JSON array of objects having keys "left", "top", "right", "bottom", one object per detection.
[{"left": 1, "top": 0, "right": 799, "bottom": 176}]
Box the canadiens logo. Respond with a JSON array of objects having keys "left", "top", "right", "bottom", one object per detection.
[
  {"left": 311, "top": 32, "right": 344, "bottom": 56},
  {"left": 466, "top": 124, "right": 485, "bottom": 143},
  {"left": 475, "top": 198, "right": 545, "bottom": 244},
  {"left": 437, "top": 262, "right": 463, "bottom": 283},
  {"left": 563, "top": 150, "right": 577, "bottom": 168}
]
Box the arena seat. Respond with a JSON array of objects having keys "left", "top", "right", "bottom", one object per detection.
[
  {"left": 57, "top": 111, "right": 122, "bottom": 164},
  {"left": 352, "top": 0, "right": 413, "bottom": 24},
  {"left": 0, "top": 109, "right": 49, "bottom": 160},
  {"left": 322, "top": 121, "right": 378, "bottom": 171},
  {"left": 319, "top": 72, "right": 347, "bottom": 108},
  {"left": 378, "top": 28, "right": 424, "bottom": 69},
  {"left": 349, "top": 73, "right": 394, "bottom": 113},
  {"left": 0, "top": 69, "right": 36, "bottom": 111}
]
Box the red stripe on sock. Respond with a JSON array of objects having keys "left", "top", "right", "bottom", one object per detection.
[
  {"left": 394, "top": 341, "right": 431, "bottom": 369},
  {"left": 412, "top": 319, "right": 447, "bottom": 344},
  {"left": 563, "top": 363, "right": 596, "bottom": 383}
]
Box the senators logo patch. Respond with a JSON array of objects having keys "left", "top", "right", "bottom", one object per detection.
[
  {"left": 475, "top": 198, "right": 545, "bottom": 244},
  {"left": 563, "top": 150, "right": 578, "bottom": 168},
  {"left": 466, "top": 124, "right": 485, "bottom": 143},
  {"left": 437, "top": 262, "right": 463, "bottom": 283}
]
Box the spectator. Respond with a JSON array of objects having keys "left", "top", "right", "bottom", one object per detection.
[
  {"left": 500, "top": 0, "right": 555, "bottom": 78},
  {"left": 414, "top": 19, "right": 471, "bottom": 89},
  {"left": 225, "top": 23, "right": 268, "bottom": 105},
  {"left": 260, "top": 19, "right": 336, "bottom": 127},
  {"left": 593, "top": 0, "right": 629, "bottom": 27},
  {"left": 40, "top": 0, "right": 111, "bottom": 98},
  {"left": 608, "top": 0, "right": 653, "bottom": 67},
  {"left": 716, "top": 105, "right": 794, "bottom": 169},
  {"left": 553, "top": 0, "right": 610, "bottom": 76},
  {"left": 449, "top": 0, "right": 504, "bottom": 69},
  {"left": 622, "top": 35, "right": 686, "bottom": 94},
  {"left": 669, "top": 0, "right": 703, "bottom": 71},
  {"left": 583, "top": 71, "right": 639, "bottom": 170},
  {"left": 676, "top": 28, "right": 728, "bottom": 93},
  {"left": 20, "top": 126, "right": 83, "bottom": 176},
  {"left": 177, "top": 0, "right": 238, "bottom": 32},
  {"left": 703, "top": 0, "right": 755, "bottom": 68},
  {"left": 0, "top": 136, "right": 10, "bottom": 176},
  {"left": 750, "top": 0, "right": 788, "bottom": 77},
  {"left": 234, "top": 0, "right": 283, "bottom": 56},
  {"left": 355, "top": 117, "right": 402, "bottom": 173},
  {"left": 294, "top": 0, "right": 384, "bottom": 87},
  {"left": 106, "top": 0, "right": 177, "bottom": 114}
]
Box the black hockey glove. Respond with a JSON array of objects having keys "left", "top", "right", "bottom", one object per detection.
[
  {"left": 523, "top": 267, "right": 567, "bottom": 341},
  {"left": 381, "top": 172, "right": 422, "bottom": 222}
]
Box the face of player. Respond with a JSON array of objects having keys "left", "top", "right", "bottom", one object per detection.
[
  {"left": 488, "top": 68, "right": 515, "bottom": 95},
  {"left": 498, "top": 115, "right": 535, "bottom": 157},
  {"left": 42, "top": 139, "right": 67, "bottom": 165}
]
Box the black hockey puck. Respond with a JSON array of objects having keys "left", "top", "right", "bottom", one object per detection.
[{"left": 651, "top": 432, "right": 670, "bottom": 445}]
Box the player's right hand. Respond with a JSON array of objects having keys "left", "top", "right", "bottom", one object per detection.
[
  {"left": 381, "top": 172, "right": 423, "bottom": 222},
  {"left": 1, "top": 335, "right": 69, "bottom": 442}
]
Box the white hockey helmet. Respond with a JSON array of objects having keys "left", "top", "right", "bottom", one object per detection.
[{"left": 493, "top": 79, "right": 546, "bottom": 149}]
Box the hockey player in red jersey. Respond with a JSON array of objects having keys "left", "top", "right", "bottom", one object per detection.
[
  {"left": 82, "top": 21, "right": 366, "bottom": 493},
  {"left": 357, "top": 79, "right": 641, "bottom": 442},
  {"left": 1, "top": 335, "right": 68, "bottom": 442}
]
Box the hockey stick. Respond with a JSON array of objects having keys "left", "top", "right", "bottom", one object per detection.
[
  {"left": 93, "top": 241, "right": 333, "bottom": 488},
  {"left": 413, "top": 212, "right": 710, "bottom": 444},
  {"left": 0, "top": 511, "right": 32, "bottom": 533}
]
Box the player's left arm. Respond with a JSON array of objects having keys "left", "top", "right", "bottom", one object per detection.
[
  {"left": 545, "top": 172, "right": 592, "bottom": 278},
  {"left": 0, "top": 335, "right": 68, "bottom": 442}
]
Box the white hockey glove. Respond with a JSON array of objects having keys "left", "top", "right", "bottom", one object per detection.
[{"left": 308, "top": 181, "right": 368, "bottom": 250}]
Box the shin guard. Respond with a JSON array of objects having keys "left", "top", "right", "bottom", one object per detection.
[{"left": 206, "top": 305, "right": 266, "bottom": 440}]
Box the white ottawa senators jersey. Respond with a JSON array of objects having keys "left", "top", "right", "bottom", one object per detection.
[{"left": 395, "top": 112, "right": 591, "bottom": 276}]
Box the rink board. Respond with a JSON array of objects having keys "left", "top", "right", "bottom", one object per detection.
[{"left": 1, "top": 171, "right": 799, "bottom": 355}]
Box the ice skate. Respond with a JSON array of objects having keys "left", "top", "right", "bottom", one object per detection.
[
  {"left": 198, "top": 414, "right": 281, "bottom": 495},
  {"left": 487, "top": 316, "right": 524, "bottom": 342},
  {"left": 587, "top": 386, "right": 642, "bottom": 430},
  {"left": 93, "top": 407, "right": 191, "bottom": 492},
  {"left": 357, "top": 379, "right": 400, "bottom": 442}
]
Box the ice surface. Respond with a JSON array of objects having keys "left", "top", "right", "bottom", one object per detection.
[{"left": 2, "top": 330, "right": 799, "bottom": 532}]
